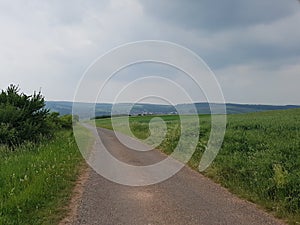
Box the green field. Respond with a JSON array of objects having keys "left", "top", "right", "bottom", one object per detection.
[
  {"left": 0, "top": 130, "right": 86, "bottom": 225},
  {"left": 95, "top": 109, "right": 300, "bottom": 224}
]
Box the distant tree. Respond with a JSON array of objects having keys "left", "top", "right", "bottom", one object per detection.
[
  {"left": 58, "top": 114, "right": 73, "bottom": 129},
  {"left": 0, "top": 84, "right": 53, "bottom": 146}
]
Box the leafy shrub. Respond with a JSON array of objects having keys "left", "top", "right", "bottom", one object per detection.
[
  {"left": 0, "top": 85, "right": 53, "bottom": 146},
  {"left": 58, "top": 114, "right": 73, "bottom": 129}
]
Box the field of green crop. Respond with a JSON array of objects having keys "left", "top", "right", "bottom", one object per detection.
[
  {"left": 0, "top": 129, "right": 85, "bottom": 225},
  {"left": 95, "top": 109, "right": 300, "bottom": 224}
]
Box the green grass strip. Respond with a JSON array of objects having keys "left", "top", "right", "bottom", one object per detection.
[{"left": 0, "top": 130, "right": 84, "bottom": 225}]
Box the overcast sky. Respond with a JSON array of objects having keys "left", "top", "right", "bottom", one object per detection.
[{"left": 1, "top": 0, "right": 300, "bottom": 105}]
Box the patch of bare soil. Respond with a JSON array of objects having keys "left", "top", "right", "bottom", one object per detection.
[{"left": 59, "top": 163, "right": 91, "bottom": 225}]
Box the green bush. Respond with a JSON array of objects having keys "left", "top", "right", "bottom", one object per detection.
[
  {"left": 0, "top": 85, "right": 53, "bottom": 146},
  {"left": 58, "top": 114, "right": 73, "bottom": 129}
]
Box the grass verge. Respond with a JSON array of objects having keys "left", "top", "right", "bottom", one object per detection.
[{"left": 0, "top": 130, "right": 84, "bottom": 225}]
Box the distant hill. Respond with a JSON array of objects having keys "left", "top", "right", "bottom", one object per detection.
[{"left": 45, "top": 101, "right": 300, "bottom": 118}]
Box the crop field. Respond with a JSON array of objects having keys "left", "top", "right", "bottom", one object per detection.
[{"left": 95, "top": 109, "right": 300, "bottom": 224}]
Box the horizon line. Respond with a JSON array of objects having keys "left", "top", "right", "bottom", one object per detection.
[{"left": 45, "top": 100, "right": 300, "bottom": 107}]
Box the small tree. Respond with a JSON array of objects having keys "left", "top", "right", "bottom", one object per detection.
[{"left": 0, "top": 84, "right": 53, "bottom": 146}]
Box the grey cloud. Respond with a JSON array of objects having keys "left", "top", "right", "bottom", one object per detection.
[
  {"left": 140, "top": 0, "right": 299, "bottom": 31},
  {"left": 135, "top": 0, "right": 300, "bottom": 70},
  {"left": 203, "top": 39, "right": 300, "bottom": 70},
  {"left": 45, "top": 0, "right": 110, "bottom": 26}
]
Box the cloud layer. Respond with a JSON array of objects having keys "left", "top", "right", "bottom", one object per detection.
[{"left": 1, "top": 0, "right": 299, "bottom": 104}]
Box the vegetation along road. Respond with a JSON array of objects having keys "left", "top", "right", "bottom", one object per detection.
[{"left": 1, "top": 85, "right": 299, "bottom": 224}]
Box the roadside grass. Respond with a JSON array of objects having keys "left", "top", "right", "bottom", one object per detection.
[
  {"left": 73, "top": 123, "right": 95, "bottom": 159},
  {"left": 0, "top": 129, "right": 84, "bottom": 225},
  {"left": 95, "top": 109, "right": 300, "bottom": 224}
]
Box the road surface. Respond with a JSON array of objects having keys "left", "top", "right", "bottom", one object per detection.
[{"left": 70, "top": 128, "right": 285, "bottom": 225}]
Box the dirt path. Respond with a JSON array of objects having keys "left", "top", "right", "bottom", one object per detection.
[{"left": 65, "top": 128, "right": 286, "bottom": 225}]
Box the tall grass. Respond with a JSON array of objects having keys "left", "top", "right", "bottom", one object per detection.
[
  {"left": 206, "top": 109, "right": 300, "bottom": 224},
  {"left": 95, "top": 109, "right": 300, "bottom": 224},
  {"left": 0, "top": 130, "right": 84, "bottom": 225}
]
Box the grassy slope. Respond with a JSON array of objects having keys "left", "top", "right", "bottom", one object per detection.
[
  {"left": 0, "top": 130, "right": 85, "bottom": 225},
  {"left": 95, "top": 109, "right": 300, "bottom": 224}
]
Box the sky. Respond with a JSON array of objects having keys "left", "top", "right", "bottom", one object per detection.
[{"left": 0, "top": 0, "right": 300, "bottom": 105}]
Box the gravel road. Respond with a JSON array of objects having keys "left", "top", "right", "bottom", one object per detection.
[{"left": 70, "top": 128, "right": 286, "bottom": 225}]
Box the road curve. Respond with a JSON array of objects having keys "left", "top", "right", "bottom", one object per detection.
[{"left": 72, "top": 128, "right": 285, "bottom": 225}]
